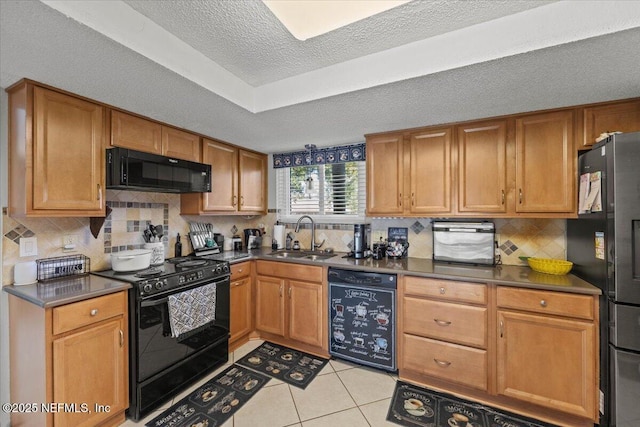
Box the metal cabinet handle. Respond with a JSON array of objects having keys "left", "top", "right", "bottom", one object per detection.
[
  {"left": 232, "top": 195, "right": 237, "bottom": 207},
  {"left": 540, "top": 299, "right": 547, "bottom": 307},
  {"left": 411, "top": 192, "right": 415, "bottom": 206},
  {"left": 279, "top": 285, "right": 283, "bottom": 297},
  {"left": 519, "top": 188, "right": 523, "bottom": 204},
  {"left": 288, "top": 287, "right": 292, "bottom": 298},
  {"left": 90, "top": 309, "right": 98, "bottom": 316},
  {"left": 119, "top": 330, "right": 124, "bottom": 347},
  {"left": 240, "top": 196, "right": 244, "bottom": 206},
  {"left": 501, "top": 189, "right": 505, "bottom": 205},
  {"left": 434, "top": 319, "right": 452, "bottom": 326},
  {"left": 97, "top": 184, "right": 102, "bottom": 201},
  {"left": 434, "top": 358, "right": 451, "bottom": 367},
  {"left": 399, "top": 193, "right": 402, "bottom": 207},
  {"left": 500, "top": 320, "right": 504, "bottom": 338},
  {"left": 439, "top": 287, "right": 446, "bottom": 295}
]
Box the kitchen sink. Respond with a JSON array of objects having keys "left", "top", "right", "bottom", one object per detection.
[
  {"left": 267, "top": 251, "right": 307, "bottom": 258},
  {"left": 267, "top": 250, "right": 336, "bottom": 261}
]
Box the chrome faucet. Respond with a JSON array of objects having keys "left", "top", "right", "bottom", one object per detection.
[{"left": 294, "top": 215, "right": 325, "bottom": 251}]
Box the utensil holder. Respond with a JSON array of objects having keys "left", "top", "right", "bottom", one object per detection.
[{"left": 144, "top": 242, "right": 165, "bottom": 266}]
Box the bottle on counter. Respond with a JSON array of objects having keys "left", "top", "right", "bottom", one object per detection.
[
  {"left": 175, "top": 233, "right": 182, "bottom": 257},
  {"left": 286, "top": 233, "right": 293, "bottom": 250}
]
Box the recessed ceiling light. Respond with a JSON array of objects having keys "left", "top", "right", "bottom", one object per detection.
[{"left": 262, "top": 0, "right": 411, "bottom": 41}]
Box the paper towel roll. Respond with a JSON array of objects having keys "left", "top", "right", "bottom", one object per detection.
[{"left": 273, "top": 225, "right": 286, "bottom": 249}]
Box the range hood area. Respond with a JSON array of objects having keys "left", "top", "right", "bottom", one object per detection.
[{"left": 106, "top": 147, "right": 212, "bottom": 194}]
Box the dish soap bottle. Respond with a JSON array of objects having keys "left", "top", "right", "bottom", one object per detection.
[{"left": 175, "top": 233, "right": 182, "bottom": 257}]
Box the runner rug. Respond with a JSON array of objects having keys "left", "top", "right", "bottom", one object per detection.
[
  {"left": 235, "top": 341, "right": 329, "bottom": 389},
  {"left": 145, "top": 364, "right": 270, "bottom": 427},
  {"left": 387, "top": 381, "right": 557, "bottom": 427}
]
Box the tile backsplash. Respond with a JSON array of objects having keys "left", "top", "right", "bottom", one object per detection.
[{"left": 3, "top": 191, "right": 567, "bottom": 285}]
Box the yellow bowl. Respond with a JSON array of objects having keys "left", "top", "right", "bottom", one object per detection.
[{"left": 527, "top": 258, "right": 573, "bottom": 275}]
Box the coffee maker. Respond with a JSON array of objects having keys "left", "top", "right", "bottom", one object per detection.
[{"left": 353, "top": 224, "right": 371, "bottom": 259}]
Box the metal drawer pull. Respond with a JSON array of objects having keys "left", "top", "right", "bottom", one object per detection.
[
  {"left": 501, "top": 189, "right": 505, "bottom": 205},
  {"left": 500, "top": 320, "right": 504, "bottom": 338},
  {"left": 540, "top": 300, "right": 547, "bottom": 307},
  {"left": 434, "top": 358, "right": 451, "bottom": 367},
  {"left": 399, "top": 193, "right": 402, "bottom": 207},
  {"left": 90, "top": 309, "right": 98, "bottom": 316},
  {"left": 519, "top": 188, "right": 523, "bottom": 204},
  {"left": 434, "top": 319, "right": 452, "bottom": 326},
  {"left": 440, "top": 287, "right": 446, "bottom": 294},
  {"left": 119, "top": 330, "right": 124, "bottom": 347}
]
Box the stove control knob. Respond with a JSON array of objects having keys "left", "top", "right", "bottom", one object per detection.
[
  {"left": 143, "top": 283, "right": 153, "bottom": 294},
  {"left": 155, "top": 281, "right": 163, "bottom": 290},
  {"left": 222, "top": 264, "right": 230, "bottom": 273},
  {"left": 215, "top": 265, "right": 222, "bottom": 274}
]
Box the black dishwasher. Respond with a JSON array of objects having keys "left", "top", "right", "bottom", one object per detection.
[{"left": 328, "top": 267, "right": 397, "bottom": 372}]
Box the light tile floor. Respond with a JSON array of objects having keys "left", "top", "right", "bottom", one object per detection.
[{"left": 122, "top": 339, "right": 400, "bottom": 427}]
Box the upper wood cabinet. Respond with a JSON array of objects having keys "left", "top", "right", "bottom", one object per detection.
[
  {"left": 7, "top": 81, "right": 106, "bottom": 217},
  {"left": 366, "top": 133, "right": 404, "bottom": 215},
  {"left": 457, "top": 120, "right": 509, "bottom": 214},
  {"left": 515, "top": 110, "right": 575, "bottom": 213},
  {"left": 111, "top": 110, "right": 200, "bottom": 162},
  {"left": 181, "top": 139, "right": 267, "bottom": 215},
  {"left": 366, "top": 127, "right": 453, "bottom": 216},
  {"left": 581, "top": 99, "right": 640, "bottom": 148}
]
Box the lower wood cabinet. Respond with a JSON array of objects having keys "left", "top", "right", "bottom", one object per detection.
[
  {"left": 399, "top": 276, "right": 599, "bottom": 427},
  {"left": 229, "top": 261, "right": 252, "bottom": 350},
  {"left": 496, "top": 287, "right": 597, "bottom": 420},
  {"left": 255, "top": 261, "right": 327, "bottom": 355},
  {"left": 9, "top": 291, "right": 128, "bottom": 427}
]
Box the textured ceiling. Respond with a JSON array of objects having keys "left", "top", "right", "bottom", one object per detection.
[{"left": 1, "top": 0, "right": 639, "bottom": 154}]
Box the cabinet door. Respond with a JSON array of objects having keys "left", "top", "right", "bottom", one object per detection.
[
  {"left": 497, "top": 310, "right": 596, "bottom": 419},
  {"left": 255, "top": 276, "right": 286, "bottom": 337},
  {"left": 110, "top": 110, "right": 162, "bottom": 154},
  {"left": 366, "top": 133, "right": 404, "bottom": 215},
  {"left": 239, "top": 149, "right": 267, "bottom": 213},
  {"left": 162, "top": 126, "right": 201, "bottom": 162},
  {"left": 409, "top": 128, "right": 452, "bottom": 214},
  {"left": 515, "top": 111, "right": 575, "bottom": 213},
  {"left": 230, "top": 276, "right": 252, "bottom": 343},
  {"left": 32, "top": 87, "right": 104, "bottom": 213},
  {"left": 457, "top": 120, "right": 508, "bottom": 213},
  {"left": 202, "top": 139, "right": 238, "bottom": 212},
  {"left": 582, "top": 99, "right": 640, "bottom": 148},
  {"left": 52, "top": 318, "right": 127, "bottom": 427},
  {"left": 288, "top": 280, "right": 323, "bottom": 348}
]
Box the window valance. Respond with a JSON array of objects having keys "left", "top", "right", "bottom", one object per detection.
[{"left": 273, "top": 142, "right": 366, "bottom": 169}]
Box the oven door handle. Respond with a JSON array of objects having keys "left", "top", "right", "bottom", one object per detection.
[
  {"left": 141, "top": 297, "right": 169, "bottom": 307},
  {"left": 139, "top": 277, "right": 229, "bottom": 307}
]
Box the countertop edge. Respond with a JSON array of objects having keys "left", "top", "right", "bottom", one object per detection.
[{"left": 3, "top": 277, "right": 132, "bottom": 308}]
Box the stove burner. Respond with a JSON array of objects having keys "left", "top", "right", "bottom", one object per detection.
[
  {"left": 134, "top": 268, "right": 164, "bottom": 278},
  {"left": 167, "top": 257, "right": 192, "bottom": 264},
  {"left": 176, "top": 260, "right": 208, "bottom": 268}
]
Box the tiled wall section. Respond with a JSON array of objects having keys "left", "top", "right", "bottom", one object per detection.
[
  {"left": 270, "top": 217, "right": 566, "bottom": 265},
  {"left": 2, "top": 190, "right": 273, "bottom": 285},
  {"left": 3, "top": 191, "right": 566, "bottom": 284}
]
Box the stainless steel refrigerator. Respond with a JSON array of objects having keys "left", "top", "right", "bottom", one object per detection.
[{"left": 567, "top": 131, "right": 640, "bottom": 427}]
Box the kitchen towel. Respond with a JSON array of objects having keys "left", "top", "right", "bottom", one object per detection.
[
  {"left": 167, "top": 282, "right": 217, "bottom": 339},
  {"left": 273, "top": 225, "right": 286, "bottom": 249}
]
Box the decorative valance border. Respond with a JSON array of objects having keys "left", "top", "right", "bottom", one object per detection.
[{"left": 273, "top": 142, "right": 365, "bottom": 169}]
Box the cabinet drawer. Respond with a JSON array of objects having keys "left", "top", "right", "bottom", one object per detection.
[
  {"left": 497, "top": 287, "right": 594, "bottom": 320},
  {"left": 404, "top": 276, "right": 486, "bottom": 305},
  {"left": 403, "top": 297, "right": 487, "bottom": 348},
  {"left": 53, "top": 292, "right": 126, "bottom": 335},
  {"left": 256, "top": 261, "right": 323, "bottom": 282},
  {"left": 231, "top": 261, "right": 251, "bottom": 279},
  {"left": 402, "top": 334, "right": 487, "bottom": 391}
]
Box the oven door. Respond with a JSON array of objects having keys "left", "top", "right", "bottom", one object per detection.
[{"left": 136, "top": 278, "right": 230, "bottom": 382}]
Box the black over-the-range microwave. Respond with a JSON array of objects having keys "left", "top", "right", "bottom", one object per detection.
[{"left": 106, "top": 147, "right": 211, "bottom": 193}]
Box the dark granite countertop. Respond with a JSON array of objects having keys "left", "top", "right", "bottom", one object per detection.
[
  {"left": 3, "top": 274, "right": 132, "bottom": 308},
  {"left": 237, "top": 248, "right": 601, "bottom": 296}
]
